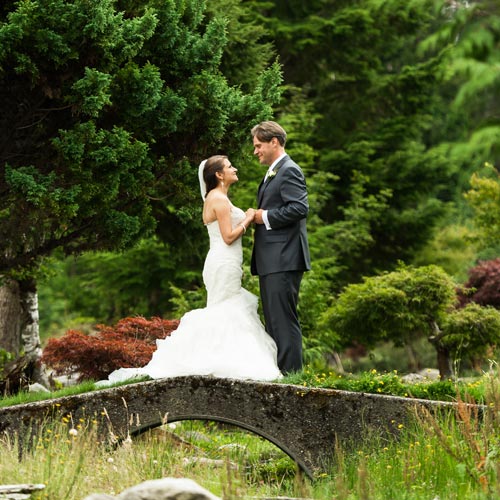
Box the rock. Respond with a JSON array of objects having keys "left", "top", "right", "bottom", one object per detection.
[
  {"left": 83, "top": 477, "right": 220, "bottom": 500},
  {"left": 217, "top": 443, "right": 245, "bottom": 451},
  {"left": 51, "top": 372, "right": 81, "bottom": 387},
  {"left": 401, "top": 368, "right": 441, "bottom": 384},
  {"left": 400, "top": 373, "right": 426, "bottom": 384},
  {"left": 183, "top": 430, "right": 212, "bottom": 443},
  {"left": 182, "top": 457, "right": 238, "bottom": 470},
  {"left": 0, "top": 483, "right": 45, "bottom": 500},
  {"left": 417, "top": 368, "right": 440, "bottom": 380},
  {"left": 28, "top": 383, "right": 50, "bottom": 393}
]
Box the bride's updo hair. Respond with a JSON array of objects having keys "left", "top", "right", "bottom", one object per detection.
[{"left": 203, "top": 155, "right": 228, "bottom": 196}]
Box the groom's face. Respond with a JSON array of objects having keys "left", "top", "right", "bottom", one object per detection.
[{"left": 253, "top": 136, "right": 279, "bottom": 166}]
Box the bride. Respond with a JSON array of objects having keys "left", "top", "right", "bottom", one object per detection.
[{"left": 104, "top": 155, "right": 282, "bottom": 383}]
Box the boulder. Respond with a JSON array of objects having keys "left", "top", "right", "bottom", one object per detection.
[{"left": 83, "top": 477, "right": 220, "bottom": 500}]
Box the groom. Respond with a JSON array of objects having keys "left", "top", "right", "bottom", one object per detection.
[{"left": 250, "top": 121, "right": 311, "bottom": 374}]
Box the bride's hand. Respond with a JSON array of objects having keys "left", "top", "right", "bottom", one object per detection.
[{"left": 245, "top": 208, "right": 256, "bottom": 221}]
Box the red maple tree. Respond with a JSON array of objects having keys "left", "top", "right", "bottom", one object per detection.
[
  {"left": 458, "top": 258, "right": 500, "bottom": 309},
  {"left": 42, "top": 316, "right": 179, "bottom": 381}
]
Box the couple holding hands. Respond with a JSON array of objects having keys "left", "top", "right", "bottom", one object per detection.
[{"left": 107, "top": 121, "right": 310, "bottom": 384}]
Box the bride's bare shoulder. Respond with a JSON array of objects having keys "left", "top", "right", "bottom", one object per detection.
[
  {"left": 205, "top": 190, "right": 230, "bottom": 206},
  {"left": 203, "top": 191, "right": 230, "bottom": 224}
]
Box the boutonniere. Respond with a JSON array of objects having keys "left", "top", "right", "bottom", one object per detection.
[{"left": 267, "top": 170, "right": 277, "bottom": 181}]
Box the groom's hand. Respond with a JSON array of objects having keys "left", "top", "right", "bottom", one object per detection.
[{"left": 254, "top": 209, "right": 265, "bottom": 224}]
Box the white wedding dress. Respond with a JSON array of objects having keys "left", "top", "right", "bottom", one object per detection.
[{"left": 104, "top": 205, "right": 282, "bottom": 384}]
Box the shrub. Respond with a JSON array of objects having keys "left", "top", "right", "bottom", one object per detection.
[
  {"left": 323, "top": 263, "right": 500, "bottom": 379},
  {"left": 458, "top": 258, "right": 500, "bottom": 308},
  {"left": 42, "top": 316, "right": 179, "bottom": 381}
]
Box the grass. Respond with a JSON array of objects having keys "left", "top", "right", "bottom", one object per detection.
[
  {"left": 0, "top": 417, "right": 308, "bottom": 499},
  {"left": 0, "top": 378, "right": 146, "bottom": 408},
  {"left": 283, "top": 366, "right": 488, "bottom": 402},
  {"left": 0, "top": 380, "right": 98, "bottom": 408}
]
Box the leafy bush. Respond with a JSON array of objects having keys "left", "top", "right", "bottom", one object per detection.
[
  {"left": 42, "top": 316, "right": 179, "bottom": 381},
  {"left": 442, "top": 303, "right": 500, "bottom": 363},
  {"left": 0, "top": 349, "right": 14, "bottom": 374},
  {"left": 322, "top": 264, "right": 500, "bottom": 379},
  {"left": 458, "top": 257, "right": 500, "bottom": 308}
]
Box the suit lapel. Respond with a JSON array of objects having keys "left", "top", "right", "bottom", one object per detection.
[
  {"left": 257, "top": 179, "right": 265, "bottom": 206},
  {"left": 257, "top": 155, "right": 288, "bottom": 206}
]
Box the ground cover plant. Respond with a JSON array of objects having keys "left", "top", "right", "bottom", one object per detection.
[{"left": 284, "top": 367, "right": 488, "bottom": 403}]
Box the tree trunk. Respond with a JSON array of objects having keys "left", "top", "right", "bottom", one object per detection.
[
  {"left": 327, "top": 351, "right": 345, "bottom": 374},
  {"left": 405, "top": 342, "right": 421, "bottom": 372},
  {"left": 428, "top": 320, "right": 453, "bottom": 380},
  {"left": 0, "top": 279, "right": 22, "bottom": 355},
  {"left": 436, "top": 345, "right": 453, "bottom": 380},
  {"left": 0, "top": 277, "right": 49, "bottom": 393}
]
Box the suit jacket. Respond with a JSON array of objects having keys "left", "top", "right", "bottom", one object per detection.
[{"left": 251, "top": 154, "right": 311, "bottom": 276}]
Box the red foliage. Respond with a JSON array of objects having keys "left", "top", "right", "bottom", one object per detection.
[
  {"left": 458, "top": 258, "right": 500, "bottom": 309},
  {"left": 95, "top": 316, "right": 179, "bottom": 344},
  {"left": 42, "top": 316, "right": 179, "bottom": 381}
]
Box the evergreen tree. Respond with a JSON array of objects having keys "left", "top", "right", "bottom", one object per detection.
[
  {"left": 255, "top": 0, "right": 454, "bottom": 286},
  {"left": 0, "top": 0, "right": 281, "bottom": 387},
  {"left": 423, "top": 0, "right": 500, "bottom": 165},
  {"left": 414, "top": 0, "right": 500, "bottom": 271}
]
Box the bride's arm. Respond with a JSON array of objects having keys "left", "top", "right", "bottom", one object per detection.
[{"left": 214, "top": 199, "right": 254, "bottom": 245}]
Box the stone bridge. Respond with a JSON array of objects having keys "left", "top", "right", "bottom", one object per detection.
[{"left": 0, "top": 376, "right": 456, "bottom": 479}]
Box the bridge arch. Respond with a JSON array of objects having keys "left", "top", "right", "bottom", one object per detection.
[{"left": 130, "top": 412, "right": 309, "bottom": 476}]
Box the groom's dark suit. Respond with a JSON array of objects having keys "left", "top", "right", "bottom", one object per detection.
[{"left": 251, "top": 154, "right": 311, "bottom": 373}]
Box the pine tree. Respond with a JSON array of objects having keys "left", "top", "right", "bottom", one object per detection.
[{"left": 0, "top": 0, "right": 281, "bottom": 388}]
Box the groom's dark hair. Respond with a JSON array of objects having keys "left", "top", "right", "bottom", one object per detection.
[
  {"left": 204, "top": 155, "right": 228, "bottom": 195},
  {"left": 251, "top": 121, "right": 287, "bottom": 147}
]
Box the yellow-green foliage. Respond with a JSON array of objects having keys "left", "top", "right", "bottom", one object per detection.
[{"left": 465, "top": 166, "right": 500, "bottom": 250}]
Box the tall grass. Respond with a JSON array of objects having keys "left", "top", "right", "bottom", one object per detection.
[{"left": 0, "top": 416, "right": 310, "bottom": 499}]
